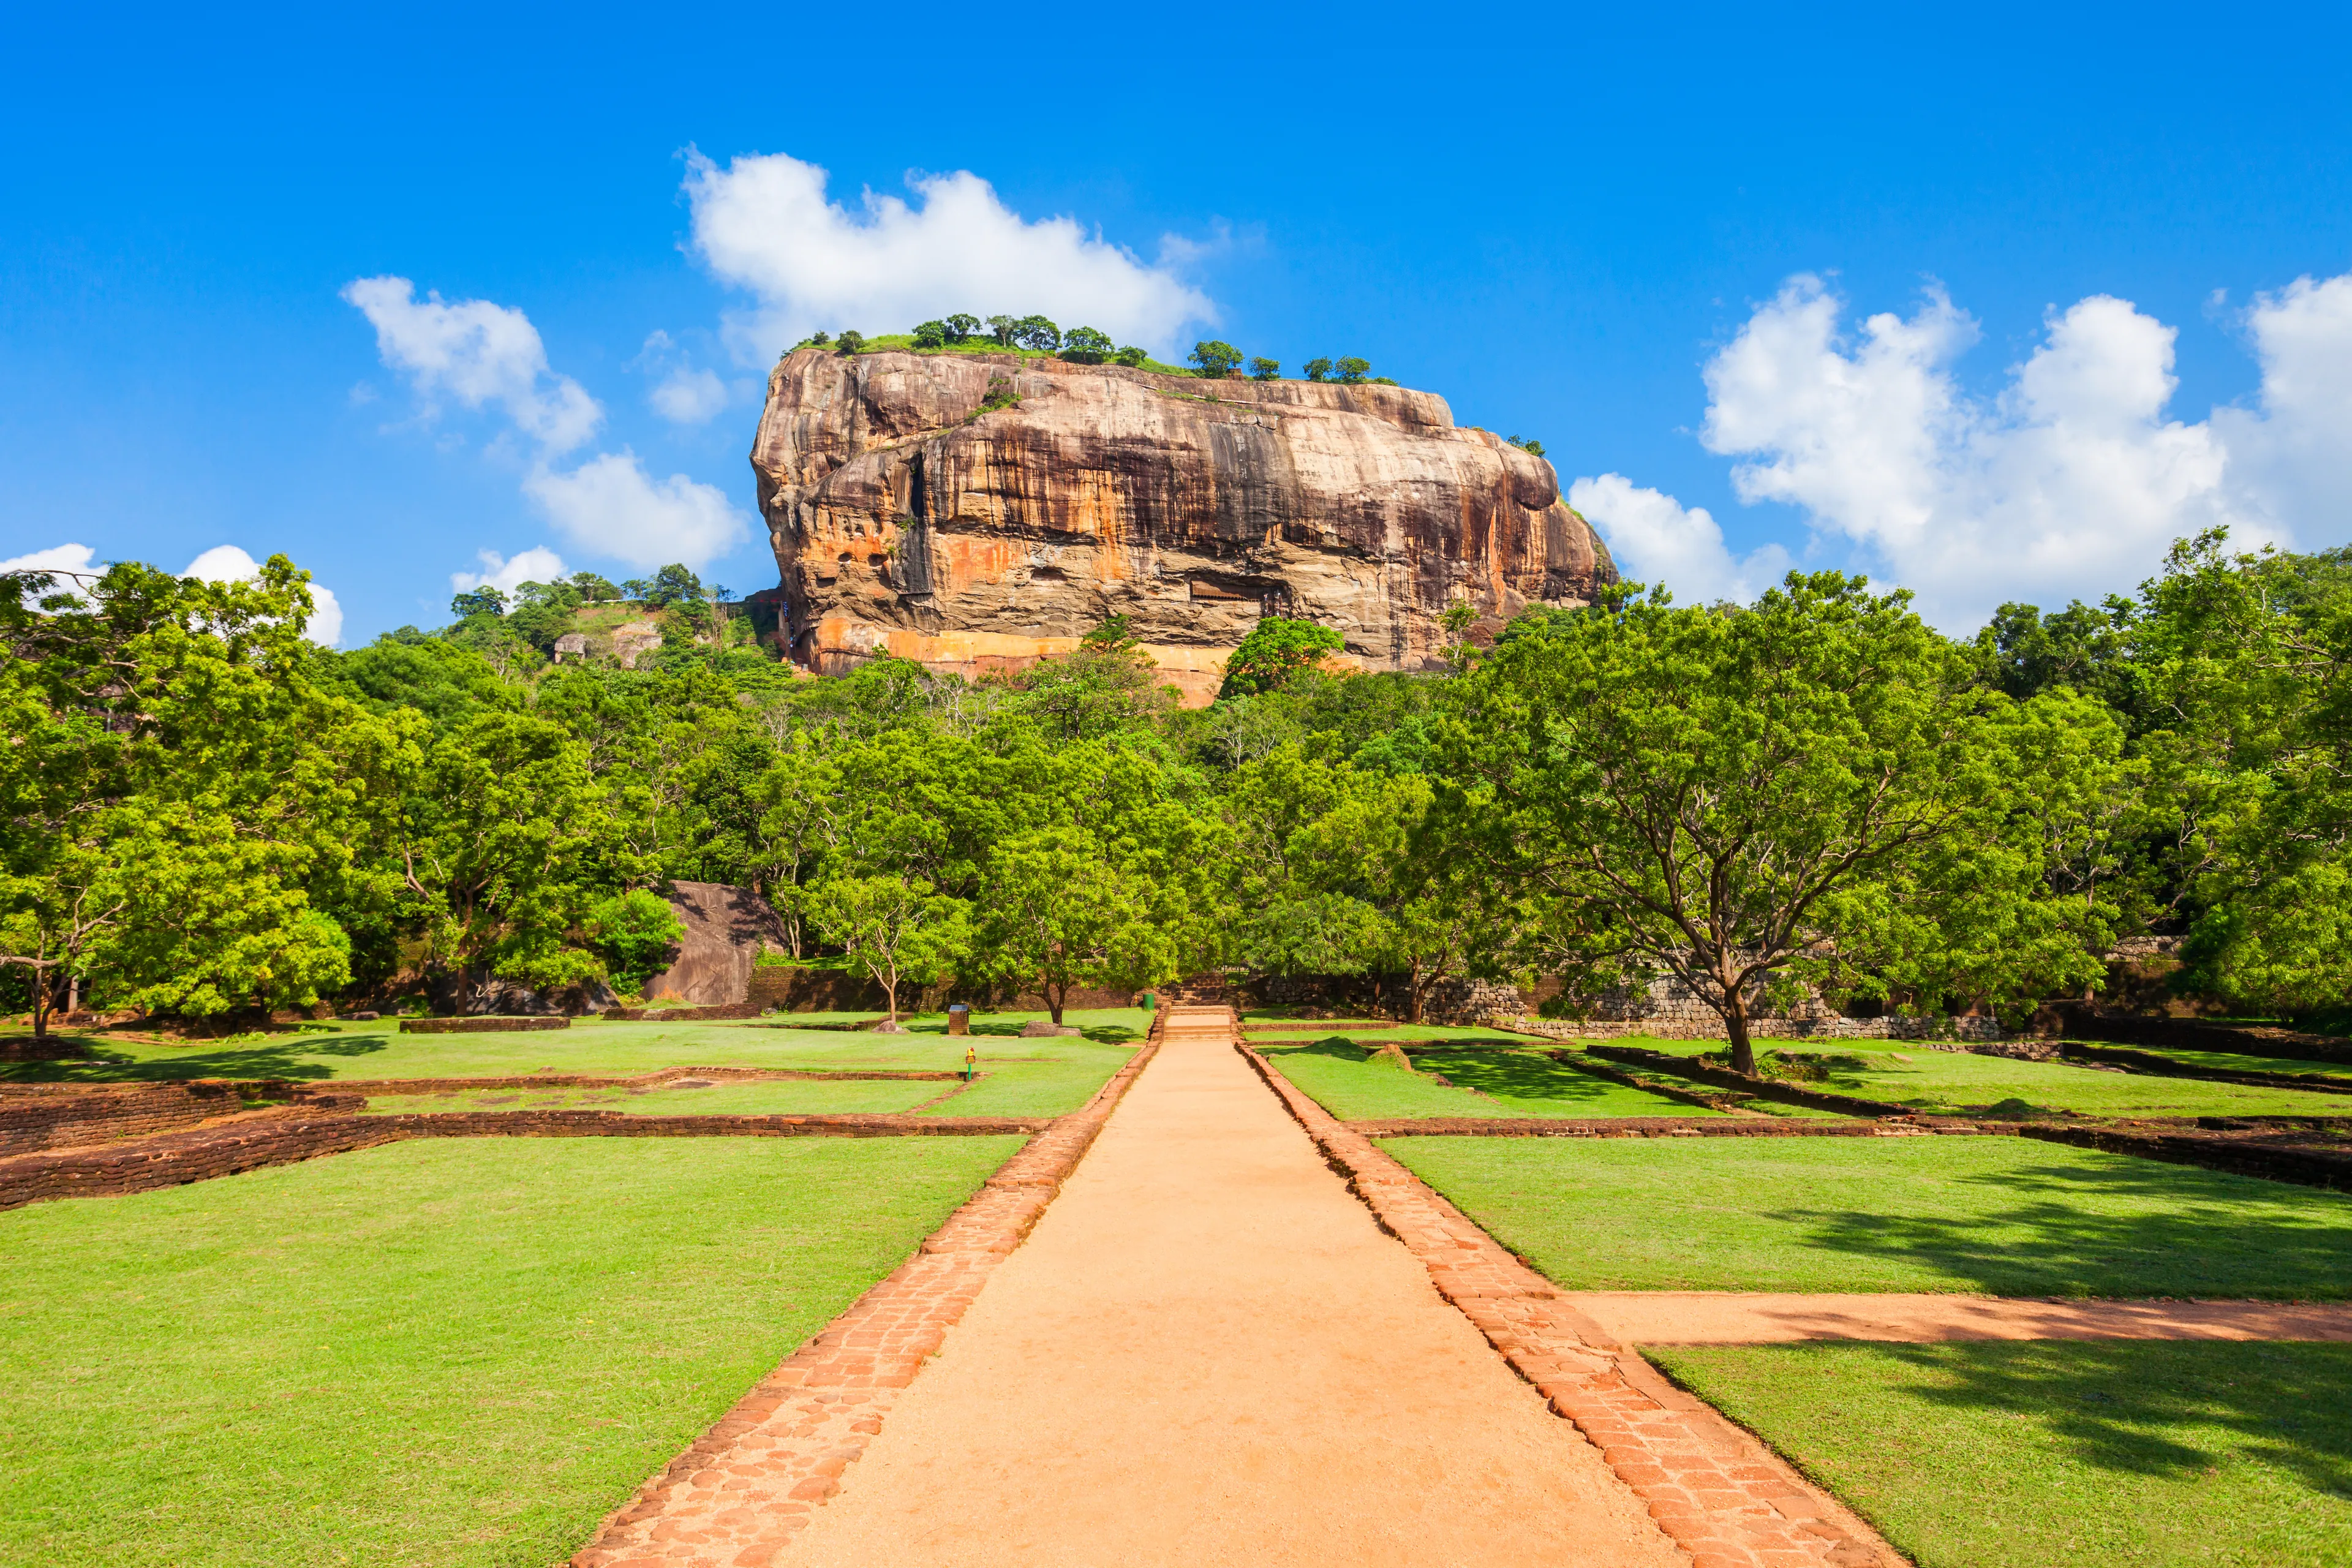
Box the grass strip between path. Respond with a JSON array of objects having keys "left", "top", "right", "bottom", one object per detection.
[
  {"left": 1264, "top": 1038, "right": 1721, "bottom": 1121},
  {"left": 1382, "top": 1134, "right": 2352, "bottom": 1298},
  {"left": 0, "top": 1133, "right": 1025, "bottom": 1567},
  {"left": 1648, "top": 1340, "right": 2352, "bottom": 1568}
]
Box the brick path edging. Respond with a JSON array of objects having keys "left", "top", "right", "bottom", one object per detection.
[
  {"left": 568, "top": 1033, "right": 1163, "bottom": 1568},
  {"left": 1240, "top": 1041, "right": 1907, "bottom": 1568}
]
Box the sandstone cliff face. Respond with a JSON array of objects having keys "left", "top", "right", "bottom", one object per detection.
[{"left": 750, "top": 348, "right": 1615, "bottom": 703}]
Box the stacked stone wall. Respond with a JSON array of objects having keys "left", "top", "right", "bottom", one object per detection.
[{"left": 0, "top": 1082, "right": 248, "bottom": 1156}]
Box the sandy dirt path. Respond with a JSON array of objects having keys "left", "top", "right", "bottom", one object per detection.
[
  {"left": 1566, "top": 1290, "right": 2352, "bottom": 1345},
  {"left": 783, "top": 1011, "right": 1683, "bottom": 1568}
]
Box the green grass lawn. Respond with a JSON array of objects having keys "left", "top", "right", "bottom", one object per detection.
[
  {"left": 1649, "top": 1341, "right": 2352, "bottom": 1567},
  {"left": 358, "top": 1077, "right": 952, "bottom": 1117},
  {"left": 2094, "top": 1042, "right": 2352, "bottom": 1085},
  {"left": 1382, "top": 1134, "right": 2352, "bottom": 1297},
  {"left": 0, "top": 1009, "right": 1145, "bottom": 1110},
  {"left": 0, "top": 1133, "right": 1025, "bottom": 1567},
  {"left": 1610, "top": 1038, "right": 2352, "bottom": 1119},
  {"left": 1263, "top": 1038, "right": 1720, "bottom": 1120}
]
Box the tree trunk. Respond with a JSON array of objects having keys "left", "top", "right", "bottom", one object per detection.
[
  {"left": 30, "top": 970, "right": 49, "bottom": 1042},
  {"left": 1724, "top": 993, "right": 1757, "bottom": 1077},
  {"left": 1409, "top": 957, "right": 1424, "bottom": 1025},
  {"left": 883, "top": 964, "right": 899, "bottom": 1025},
  {"left": 1047, "top": 978, "right": 1065, "bottom": 1027}
]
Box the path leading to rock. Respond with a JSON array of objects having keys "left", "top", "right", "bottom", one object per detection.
[
  {"left": 1564, "top": 1291, "right": 2352, "bottom": 1346},
  {"left": 781, "top": 1007, "right": 1683, "bottom": 1568}
]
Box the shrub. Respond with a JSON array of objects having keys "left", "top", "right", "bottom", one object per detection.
[
  {"left": 1189, "top": 340, "right": 1244, "bottom": 379},
  {"left": 911, "top": 320, "right": 949, "bottom": 349},
  {"left": 1218, "top": 617, "right": 1345, "bottom": 698},
  {"left": 1335, "top": 356, "right": 1370, "bottom": 383},
  {"left": 1303, "top": 356, "right": 1333, "bottom": 382},
  {"left": 834, "top": 330, "right": 867, "bottom": 356},
  {"left": 1114, "top": 345, "right": 1148, "bottom": 368},
  {"left": 1507, "top": 434, "right": 1547, "bottom": 457},
  {"left": 944, "top": 313, "right": 981, "bottom": 343},
  {"left": 1248, "top": 356, "right": 1281, "bottom": 381},
  {"left": 584, "top": 889, "right": 684, "bottom": 990}
]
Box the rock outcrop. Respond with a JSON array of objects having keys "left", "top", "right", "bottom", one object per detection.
[{"left": 750, "top": 349, "right": 1615, "bottom": 703}]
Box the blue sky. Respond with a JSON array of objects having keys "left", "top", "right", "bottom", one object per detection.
[{"left": 5, "top": 1, "right": 2349, "bottom": 641}]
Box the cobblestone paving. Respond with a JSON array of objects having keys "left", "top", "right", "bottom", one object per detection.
[
  {"left": 567, "top": 1034, "right": 1161, "bottom": 1568},
  {"left": 1245, "top": 1040, "right": 1907, "bottom": 1568}
]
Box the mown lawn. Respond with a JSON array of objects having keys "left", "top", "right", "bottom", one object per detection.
[
  {"left": 1264, "top": 1037, "right": 1719, "bottom": 1120},
  {"left": 0, "top": 1011, "right": 1145, "bottom": 1121},
  {"left": 1611, "top": 1038, "right": 2352, "bottom": 1118},
  {"left": 358, "top": 1076, "right": 952, "bottom": 1117},
  {"left": 1649, "top": 1340, "right": 2352, "bottom": 1567},
  {"left": 1382, "top": 1134, "right": 2352, "bottom": 1297},
  {"left": 2099, "top": 1042, "right": 2352, "bottom": 1085},
  {"left": 0, "top": 1134, "right": 1025, "bottom": 1567}
]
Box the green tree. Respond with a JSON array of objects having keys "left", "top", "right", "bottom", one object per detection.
[
  {"left": 1061, "top": 326, "right": 1115, "bottom": 364},
  {"left": 1506, "top": 435, "right": 1546, "bottom": 458},
  {"left": 1302, "top": 357, "right": 1333, "bottom": 382},
  {"left": 1434, "top": 573, "right": 2109, "bottom": 1073},
  {"left": 1188, "top": 340, "right": 1243, "bottom": 379},
  {"left": 584, "top": 888, "right": 684, "bottom": 993},
  {"left": 1335, "top": 356, "right": 1371, "bottom": 383},
  {"left": 986, "top": 314, "right": 1019, "bottom": 347},
  {"left": 1113, "top": 345, "right": 1148, "bottom": 368},
  {"left": 834, "top": 330, "right": 867, "bottom": 356},
  {"left": 1012, "top": 617, "right": 1175, "bottom": 739},
  {"left": 641, "top": 564, "right": 706, "bottom": 609},
  {"left": 0, "top": 558, "right": 385, "bottom": 1031},
  {"left": 911, "top": 319, "right": 949, "bottom": 349},
  {"left": 1219, "top": 617, "right": 1345, "bottom": 699},
  {"left": 450, "top": 586, "right": 507, "bottom": 620},
  {"left": 809, "top": 873, "right": 970, "bottom": 1027},
  {"left": 976, "top": 828, "right": 1174, "bottom": 1025},
  {"left": 1014, "top": 315, "right": 1061, "bottom": 353},
  {"left": 944, "top": 314, "right": 981, "bottom": 343},
  {"left": 1248, "top": 356, "right": 1281, "bottom": 381}
]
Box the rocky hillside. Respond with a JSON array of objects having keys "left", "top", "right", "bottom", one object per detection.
[{"left": 750, "top": 347, "right": 1615, "bottom": 702}]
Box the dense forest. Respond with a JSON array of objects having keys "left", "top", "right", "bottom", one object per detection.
[{"left": 6, "top": 529, "right": 2350, "bottom": 1066}]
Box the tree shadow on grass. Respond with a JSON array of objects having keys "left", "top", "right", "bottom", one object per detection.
[
  {"left": 1413, "top": 1046, "right": 1662, "bottom": 1107},
  {"left": 1867, "top": 1340, "right": 2352, "bottom": 1495},
  {"left": 0, "top": 1033, "right": 392, "bottom": 1084},
  {"left": 1765, "top": 1156, "right": 2352, "bottom": 1298}
]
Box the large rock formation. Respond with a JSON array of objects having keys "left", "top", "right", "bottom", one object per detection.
[{"left": 750, "top": 348, "right": 1615, "bottom": 703}]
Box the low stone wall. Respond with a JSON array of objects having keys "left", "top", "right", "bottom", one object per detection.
[
  {"left": 399, "top": 1016, "right": 570, "bottom": 1035},
  {"left": 0, "top": 1081, "right": 248, "bottom": 1156},
  {"left": 0, "top": 1110, "right": 405, "bottom": 1209},
  {"left": 2059, "top": 1042, "right": 2352, "bottom": 1095},
  {"left": 744, "top": 968, "right": 1138, "bottom": 1016},
  {"left": 2020, "top": 1120, "right": 2352, "bottom": 1192},
  {"left": 2036, "top": 1005, "right": 2352, "bottom": 1065},
  {"left": 605, "top": 1002, "right": 761, "bottom": 1022}
]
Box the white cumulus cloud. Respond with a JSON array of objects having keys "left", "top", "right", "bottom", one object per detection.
[
  {"left": 2, "top": 543, "right": 100, "bottom": 605},
  {"left": 523, "top": 453, "right": 748, "bottom": 571},
  {"left": 650, "top": 365, "right": 729, "bottom": 424},
  {"left": 1578, "top": 270, "right": 2352, "bottom": 628},
  {"left": 182, "top": 545, "right": 344, "bottom": 646},
  {"left": 1569, "top": 475, "right": 1792, "bottom": 605},
  {"left": 684, "top": 151, "right": 1216, "bottom": 358},
  {"left": 451, "top": 545, "right": 570, "bottom": 595},
  {"left": 348, "top": 283, "right": 756, "bottom": 582},
  {"left": 342, "top": 276, "right": 603, "bottom": 454}
]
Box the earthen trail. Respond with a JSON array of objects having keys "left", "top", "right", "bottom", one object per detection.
[{"left": 782, "top": 1007, "right": 1684, "bottom": 1568}]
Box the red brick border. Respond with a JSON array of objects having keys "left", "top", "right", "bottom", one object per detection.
[
  {"left": 568, "top": 1033, "right": 1162, "bottom": 1567},
  {"left": 1242, "top": 1041, "right": 1907, "bottom": 1568}
]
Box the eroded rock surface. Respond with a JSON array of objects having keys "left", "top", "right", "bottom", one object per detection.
[{"left": 751, "top": 349, "right": 1615, "bottom": 702}]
